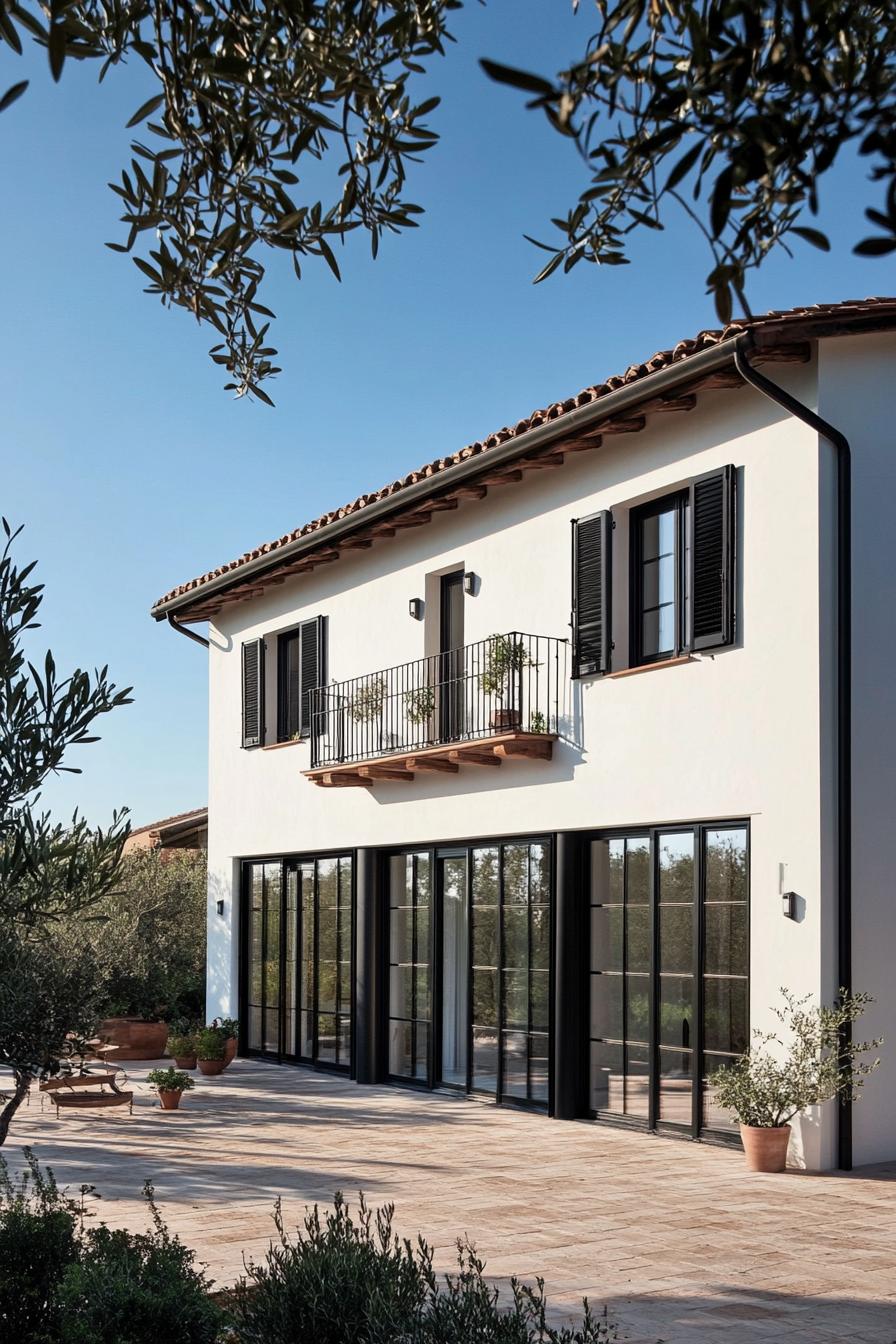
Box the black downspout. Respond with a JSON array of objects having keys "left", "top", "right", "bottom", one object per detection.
[
  {"left": 733, "top": 337, "right": 852, "bottom": 1171},
  {"left": 167, "top": 611, "right": 211, "bottom": 649}
]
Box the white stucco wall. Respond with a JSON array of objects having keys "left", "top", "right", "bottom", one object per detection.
[
  {"left": 201, "top": 354, "right": 853, "bottom": 1168},
  {"left": 818, "top": 333, "right": 896, "bottom": 1168}
]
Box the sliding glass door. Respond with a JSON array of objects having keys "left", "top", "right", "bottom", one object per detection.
[
  {"left": 243, "top": 854, "right": 353, "bottom": 1069},
  {"left": 589, "top": 823, "right": 748, "bottom": 1138},
  {"left": 386, "top": 837, "right": 551, "bottom": 1108}
]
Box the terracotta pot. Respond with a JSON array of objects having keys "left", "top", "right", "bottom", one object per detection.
[
  {"left": 222, "top": 1037, "right": 237, "bottom": 1068},
  {"left": 490, "top": 708, "right": 522, "bottom": 732},
  {"left": 97, "top": 1017, "right": 168, "bottom": 1061},
  {"left": 197, "top": 1058, "right": 226, "bottom": 1076},
  {"left": 174, "top": 1055, "right": 197, "bottom": 1070},
  {"left": 158, "top": 1089, "right": 183, "bottom": 1111},
  {"left": 740, "top": 1123, "right": 791, "bottom": 1172}
]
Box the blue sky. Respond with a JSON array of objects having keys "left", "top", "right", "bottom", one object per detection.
[{"left": 0, "top": 1, "right": 889, "bottom": 828}]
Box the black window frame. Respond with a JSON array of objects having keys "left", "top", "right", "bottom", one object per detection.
[
  {"left": 630, "top": 489, "right": 690, "bottom": 667},
  {"left": 587, "top": 819, "right": 750, "bottom": 1145},
  {"left": 276, "top": 616, "right": 325, "bottom": 743}
]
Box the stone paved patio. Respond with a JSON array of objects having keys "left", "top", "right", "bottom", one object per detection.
[{"left": 8, "top": 1058, "right": 896, "bottom": 1343}]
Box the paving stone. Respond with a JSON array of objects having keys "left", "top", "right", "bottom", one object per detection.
[{"left": 7, "top": 1059, "right": 896, "bottom": 1344}]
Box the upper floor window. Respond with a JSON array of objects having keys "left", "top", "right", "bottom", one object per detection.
[
  {"left": 572, "top": 463, "right": 735, "bottom": 678},
  {"left": 241, "top": 616, "right": 326, "bottom": 749},
  {"left": 632, "top": 490, "right": 690, "bottom": 665}
]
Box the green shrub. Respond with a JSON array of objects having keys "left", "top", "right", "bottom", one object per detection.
[
  {"left": 57, "top": 1184, "right": 222, "bottom": 1344},
  {"left": 146, "top": 1068, "right": 195, "bottom": 1093},
  {"left": 196, "top": 1028, "right": 225, "bottom": 1061},
  {"left": 210, "top": 1017, "right": 239, "bottom": 1041},
  {"left": 232, "top": 1192, "right": 611, "bottom": 1344},
  {"left": 0, "top": 1151, "right": 85, "bottom": 1344},
  {"left": 167, "top": 1032, "right": 198, "bottom": 1058}
]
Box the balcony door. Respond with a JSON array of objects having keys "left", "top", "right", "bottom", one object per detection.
[{"left": 439, "top": 570, "right": 465, "bottom": 742}]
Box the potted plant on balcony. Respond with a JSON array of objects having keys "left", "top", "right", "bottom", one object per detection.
[
  {"left": 147, "top": 1066, "right": 195, "bottom": 1111},
  {"left": 210, "top": 1017, "right": 239, "bottom": 1067},
  {"left": 196, "top": 1027, "right": 227, "bottom": 1076},
  {"left": 711, "top": 988, "right": 882, "bottom": 1172},
  {"left": 167, "top": 1029, "right": 198, "bottom": 1069},
  {"left": 479, "top": 634, "right": 536, "bottom": 732},
  {"left": 405, "top": 686, "right": 436, "bottom": 740}
]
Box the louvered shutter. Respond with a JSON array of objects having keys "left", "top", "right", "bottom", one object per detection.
[
  {"left": 299, "top": 616, "right": 325, "bottom": 736},
  {"left": 572, "top": 511, "right": 613, "bottom": 677},
  {"left": 689, "top": 465, "right": 736, "bottom": 651},
  {"left": 241, "top": 638, "right": 265, "bottom": 748}
]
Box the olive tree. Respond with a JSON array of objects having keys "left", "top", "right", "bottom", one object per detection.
[
  {"left": 0, "top": 521, "right": 131, "bottom": 1143},
  {"left": 4, "top": 2, "right": 894, "bottom": 398}
]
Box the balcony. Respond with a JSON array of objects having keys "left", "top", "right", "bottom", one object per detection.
[{"left": 305, "top": 632, "right": 566, "bottom": 787}]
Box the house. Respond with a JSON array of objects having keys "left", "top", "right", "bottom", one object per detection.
[
  {"left": 151, "top": 298, "right": 896, "bottom": 1172},
  {"left": 122, "top": 807, "right": 208, "bottom": 858}
]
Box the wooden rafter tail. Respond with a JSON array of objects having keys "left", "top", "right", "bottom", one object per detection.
[
  {"left": 600, "top": 415, "right": 647, "bottom": 434},
  {"left": 520, "top": 453, "right": 565, "bottom": 469},
  {"left": 480, "top": 469, "right": 523, "bottom": 485},
  {"left": 454, "top": 485, "right": 488, "bottom": 499}
]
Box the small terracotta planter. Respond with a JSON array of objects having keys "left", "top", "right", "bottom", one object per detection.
[
  {"left": 174, "top": 1054, "right": 197, "bottom": 1070},
  {"left": 490, "top": 708, "right": 522, "bottom": 732},
  {"left": 222, "top": 1037, "right": 237, "bottom": 1068},
  {"left": 158, "top": 1089, "right": 184, "bottom": 1111},
  {"left": 197, "top": 1058, "right": 226, "bottom": 1076},
  {"left": 740, "top": 1123, "right": 791, "bottom": 1172}
]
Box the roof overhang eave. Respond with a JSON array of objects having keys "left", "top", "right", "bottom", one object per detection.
[{"left": 151, "top": 332, "right": 747, "bottom": 623}]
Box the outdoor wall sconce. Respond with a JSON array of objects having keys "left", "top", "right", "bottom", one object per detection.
[
  {"left": 463, "top": 571, "right": 477, "bottom": 596},
  {"left": 216, "top": 899, "right": 225, "bottom": 917},
  {"left": 409, "top": 598, "right": 424, "bottom": 620},
  {"left": 782, "top": 891, "right": 797, "bottom": 920}
]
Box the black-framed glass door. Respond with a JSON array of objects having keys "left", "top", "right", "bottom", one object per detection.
[
  {"left": 589, "top": 823, "right": 748, "bottom": 1139},
  {"left": 439, "top": 570, "right": 465, "bottom": 742},
  {"left": 386, "top": 837, "right": 551, "bottom": 1108},
  {"left": 243, "top": 853, "right": 353, "bottom": 1069}
]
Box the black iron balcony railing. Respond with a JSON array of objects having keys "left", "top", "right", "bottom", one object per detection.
[{"left": 309, "top": 632, "right": 566, "bottom": 770}]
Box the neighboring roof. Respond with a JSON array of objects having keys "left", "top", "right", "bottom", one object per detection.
[
  {"left": 127, "top": 807, "right": 208, "bottom": 839},
  {"left": 153, "top": 297, "right": 896, "bottom": 621}
]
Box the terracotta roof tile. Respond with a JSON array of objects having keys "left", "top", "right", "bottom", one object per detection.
[{"left": 152, "top": 298, "right": 896, "bottom": 613}]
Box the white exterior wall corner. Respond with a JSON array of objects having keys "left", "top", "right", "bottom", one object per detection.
[
  {"left": 818, "top": 333, "right": 896, "bottom": 1169},
  {"left": 204, "top": 355, "right": 842, "bottom": 1165}
]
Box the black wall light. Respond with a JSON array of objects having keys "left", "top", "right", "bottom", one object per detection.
[
  {"left": 216, "top": 899, "right": 225, "bottom": 917},
  {"left": 782, "top": 891, "right": 797, "bottom": 920},
  {"left": 409, "top": 598, "right": 424, "bottom": 620},
  {"left": 463, "top": 571, "right": 477, "bottom": 596}
]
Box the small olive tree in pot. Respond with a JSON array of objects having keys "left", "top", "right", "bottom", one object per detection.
[{"left": 711, "top": 988, "right": 882, "bottom": 1172}]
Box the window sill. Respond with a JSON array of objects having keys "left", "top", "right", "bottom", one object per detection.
[
  {"left": 262, "top": 738, "right": 307, "bottom": 751},
  {"left": 607, "top": 655, "right": 694, "bottom": 680}
]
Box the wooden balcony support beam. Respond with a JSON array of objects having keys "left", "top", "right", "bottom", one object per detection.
[
  {"left": 404, "top": 756, "right": 459, "bottom": 773},
  {"left": 358, "top": 765, "right": 414, "bottom": 782},
  {"left": 448, "top": 748, "right": 501, "bottom": 767},
  {"left": 494, "top": 737, "right": 553, "bottom": 760}
]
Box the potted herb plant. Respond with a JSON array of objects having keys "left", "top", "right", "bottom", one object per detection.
[
  {"left": 210, "top": 1017, "right": 239, "bottom": 1067},
  {"left": 196, "top": 1027, "right": 227, "bottom": 1076},
  {"left": 479, "top": 634, "right": 536, "bottom": 732},
  {"left": 147, "top": 1067, "right": 196, "bottom": 1111},
  {"left": 167, "top": 1030, "right": 198, "bottom": 1069},
  {"left": 711, "top": 988, "right": 881, "bottom": 1172}
]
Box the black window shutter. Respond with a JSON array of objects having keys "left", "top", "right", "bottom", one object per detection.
[
  {"left": 299, "top": 616, "right": 325, "bottom": 735},
  {"left": 241, "top": 638, "right": 265, "bottom": 748},
  {"left": 689, "top": 464, "right": 736, "bottom": 651},
  {"left": 572, "top": 511, "right": 612, "bottom": 677}
]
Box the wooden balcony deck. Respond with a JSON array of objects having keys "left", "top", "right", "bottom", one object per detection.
[{"left": 304, "top": 731, "right": 556, "bottom": 787}]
